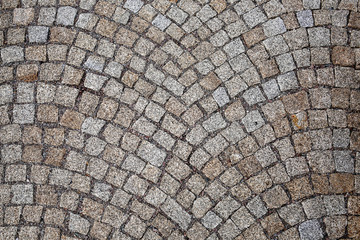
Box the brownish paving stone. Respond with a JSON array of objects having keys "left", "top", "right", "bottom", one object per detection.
[
  {"left": 181, "top": 105, "right": 202, "bottom": 125},
  {"left": 348, "top": 113, "right": 360, "bottom": 129},
  {"left": 44, "top": 128, "right": 65, "bottom": 146},
  {"left": 348, "top": 216, "right": 360, "bottom": 239},
  {"left": 351, "top": 90, "right": 360, "bottom": 110},
  {"left": 37, "top": 105, "right": 58, "bottom": 123},
  {"left": 23, "top": 145, "right": 43, "bottom": 163},
  {"left": 324, "top": 216, "right": 347, "bottom": 239},
  {"left": 131, "top": 16, "right": 150, "bottom": 33},
  {"left": 90, "top": 221, "right": 112, "bottom": 240},
  {"left": 25, "top": 45, "right": 46, "bottom": 61},
  {"left": 351, "top": 131, "right": 360, "bottom": 151},
  {"left": 122, "top": 70, "right": 139, "bottom": 87},
  {"left": 23, "top": 205, "right": 43, "bottom": 223},
  {"left": 282, "top": 0, "right": 303, "bottom": 11},
  {"left": 246, "top": 171, "right": 272, "bottom": 194},
  {"left": 329, "top": 173, "right": 355, "bottom": 194},
  {"left": 297, "top": 69, "right": 317, "bottom": 88},
  {"left": 262, "top": 185, "right": 289, "bottom": 209},
  {"left": 349, "top": 12, "right": 360, "bottom": 29},
  {"left": 45, "top": 147, "right": 66, "bottom": 167},
  {"left": 81, "top": 198, "right": 104, "bottom": 221},
  {"left": 237, "top": 156, "right": 262, "bottom": 178},
  {"left": 50, "top": 27, "right": 76, "bottom": 44},
  {"left": 331, "top": 88, "right": 350, "bottom": 108},
  {"left": 210, "top": 0, "right": 226, "bottom": 13},
  {"left": 286, "top": 177, "right": 314, "bottom": 201},
  {"left": 97, "top": 98, "right": 119, "bottom": 121},
  {"left": 200, "top": 72, "right": 221, "bottom": 90},
  {"left": 332, "top": 46, "right": 355, "bottom": 66},
  {"left": 272, "top": 117, "right": 291, "bottom": 138},
  {"left": 94, "top": 0, "right": 116, "bottom": 17},
  {"left": 242, "top": 223, "right": 267, "bottom": 240},
  {"left": 242, "top": 27, "right": 266, "bottom": 48},
  {"left": 202, "top": 158, "right": 225, "bottom": 180},
  {"left": 36, "top": 185, "right": 58, "bottom": 206},
  {"left": 61, "top": 65, "right": 84, "bottom": 85},
  {"left": 22, "top": 126, "right": 42, "bottom": 145},
  {"left": 60, "top": 110, "right": 85, "bottom": 130},
  {"left": 257, "top": 59, "right": 280, "bottom": 79},
  {"left": 16, "top": 64, "right": 38, "bottom": 82},
  {"left": 311, "top": 174, "right": 330, "bottom": 194},
  {"left": 348, "top": 196, "right": 360, "bottom": 215},
  {"left": 146, "top": 26, "right": 166, "bottom": 44},
  {"left": 282, "top": 91, "right": 310, "bottom": 114},
  {"left": 261, "top": 213, "right": 284, "bottom": 237},
  {"left": 44, "top": 208, "right": 65, "bottom": 226},
  {"left": 96, "top": 18, "right": 118, "bottom": 38}
]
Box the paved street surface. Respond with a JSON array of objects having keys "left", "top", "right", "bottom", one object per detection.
[{"left": 1, "top": 0, "right": 360, "bottom": 239}]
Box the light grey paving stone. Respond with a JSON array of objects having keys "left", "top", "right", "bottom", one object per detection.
[
  {"left": 263, "top": 35, "right": 289, "bottom": 56},
  {"left": 84, "top": 55, "right": 105, "bottom": 72},
  {"left": 243, "top": 7, "right": 267, "bottom": 28},
  {"left": 299, "top": 220, "right": 323, "bottom": 240},
  {"left": 57, "top": 6, "right": 77, "bottom": 26},
  {"left": 241, "top": 110, "right": 265, "bottom": 132},
  {"left": 308, "top": 27, "right": 331, "bottom": 47},
  {"left": 13, "top": 104, "right": 35, "bottom": 124},
  {"left": 323, "top": 195, "right": 346, "bottom": 216},
  {"left": 68, "top": 213, "right": 90, "bottom": 235},
  {"left": 152, "top": 14, "right": 171, "bottom": 31},
  {"left": 122, "top": 154, "right": 145, "bottom": 174},
  {"left": 334, "top": 150, "right": 354, "bottom": 173},
  {"left": 277, "top": 71, "right": 299, "bottom": 91},
  {"left": 262, "top": 79, "right": 280, "bottom": 99},
  {"left": 303, "top": 0, "right": 321, "bottom": 9},
  {"left": 104, "top": 61, "right": 123, "bottom": 78},
  {"left": 212, "top": 87, "right": 230, "bottom": 107},
  {"left": 80, "top": 0, "right": 96, "bottom": 10},
  {"left": 144, "top": 187, "right": 167, "bottom": 207},
  {"left": 81, "top": 117, "right": 105, "bottom": 135},
  {"left": 161, "top": 197, "right": 192, "bottom": 230},
  {"left": 1, "top": 46, "right": 24, "bottom": 63},
  {"left": 28, "top": 26, "right": 49, "bottom": 43},
  {"left": 196, "top": 5, "right": 216, "bottom": 22},
  {"left": 85, "top": 137, "right": 106, "bottom": 156},
  {"left": 124, "top": 175, "right": 149, "bottom": 196},
  {"left": 92, "top": 182, "right": 112, "bottom": 201},
  {"left": 167, "top": 6, "right": 188, "bottom": 25},
  {"left": 276, "top": 53, "right": 296, "bottom": 73},
  {"left": 0, "top": 84, "right": 13, "bottom": 105},
  {"left": 11, "top": 184, "right": 33, "bottom": 204},
  {"left": 333, "top": 128, "right": 350, "bottom": 148},
  {"left": 84, "top": 73, "right": 108, "bottom": 91},
  {"left": 137, "top": 141, "right": 166, "bottom": 167},
  {"left": 113, "top": 7, "right": 130, "bottom": 24},
  {"left": 124, "top": 0, "right": 144, "bottom": 13},
  {"left": 296, "top": 10, "right": 314, "bottom": 28},
  {"left": 242, "top": 86, "right": 266, "bottom": 105},
  {"left": 263, "top": 17, "right": 286, "bottom": 37},
  {"left": 202, "top": 211, "right": 222, "bottom": 229},
  {"left": 302, "top": 197, "right": 326, "bottom": 219},
  {"left": 278, "top": 203, "right": 305, "bottom": 226},
  {"left": 229, "top": 53, "right": 253, "bottom": 73}
]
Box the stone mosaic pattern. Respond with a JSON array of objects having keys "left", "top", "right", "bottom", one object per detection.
[{"left": 1, "top": 0, "right": 360, "bottom": 239}]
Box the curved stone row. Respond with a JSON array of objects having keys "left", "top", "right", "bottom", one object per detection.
[{"left": 0, "top": 0, "right": 360, "bottom": 239}]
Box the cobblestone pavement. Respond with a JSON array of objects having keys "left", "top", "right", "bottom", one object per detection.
[{"left": 1, "top": 0, "right": 360, "bottom": 239}]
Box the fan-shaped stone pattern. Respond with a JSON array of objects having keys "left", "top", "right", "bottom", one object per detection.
[{"left": 0, "top": 0, "right": 360, "bottom": 239}]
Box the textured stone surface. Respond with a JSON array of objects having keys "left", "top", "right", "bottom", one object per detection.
[{"left": 0, "top": 1, "right": 358, "bottom": 239}]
